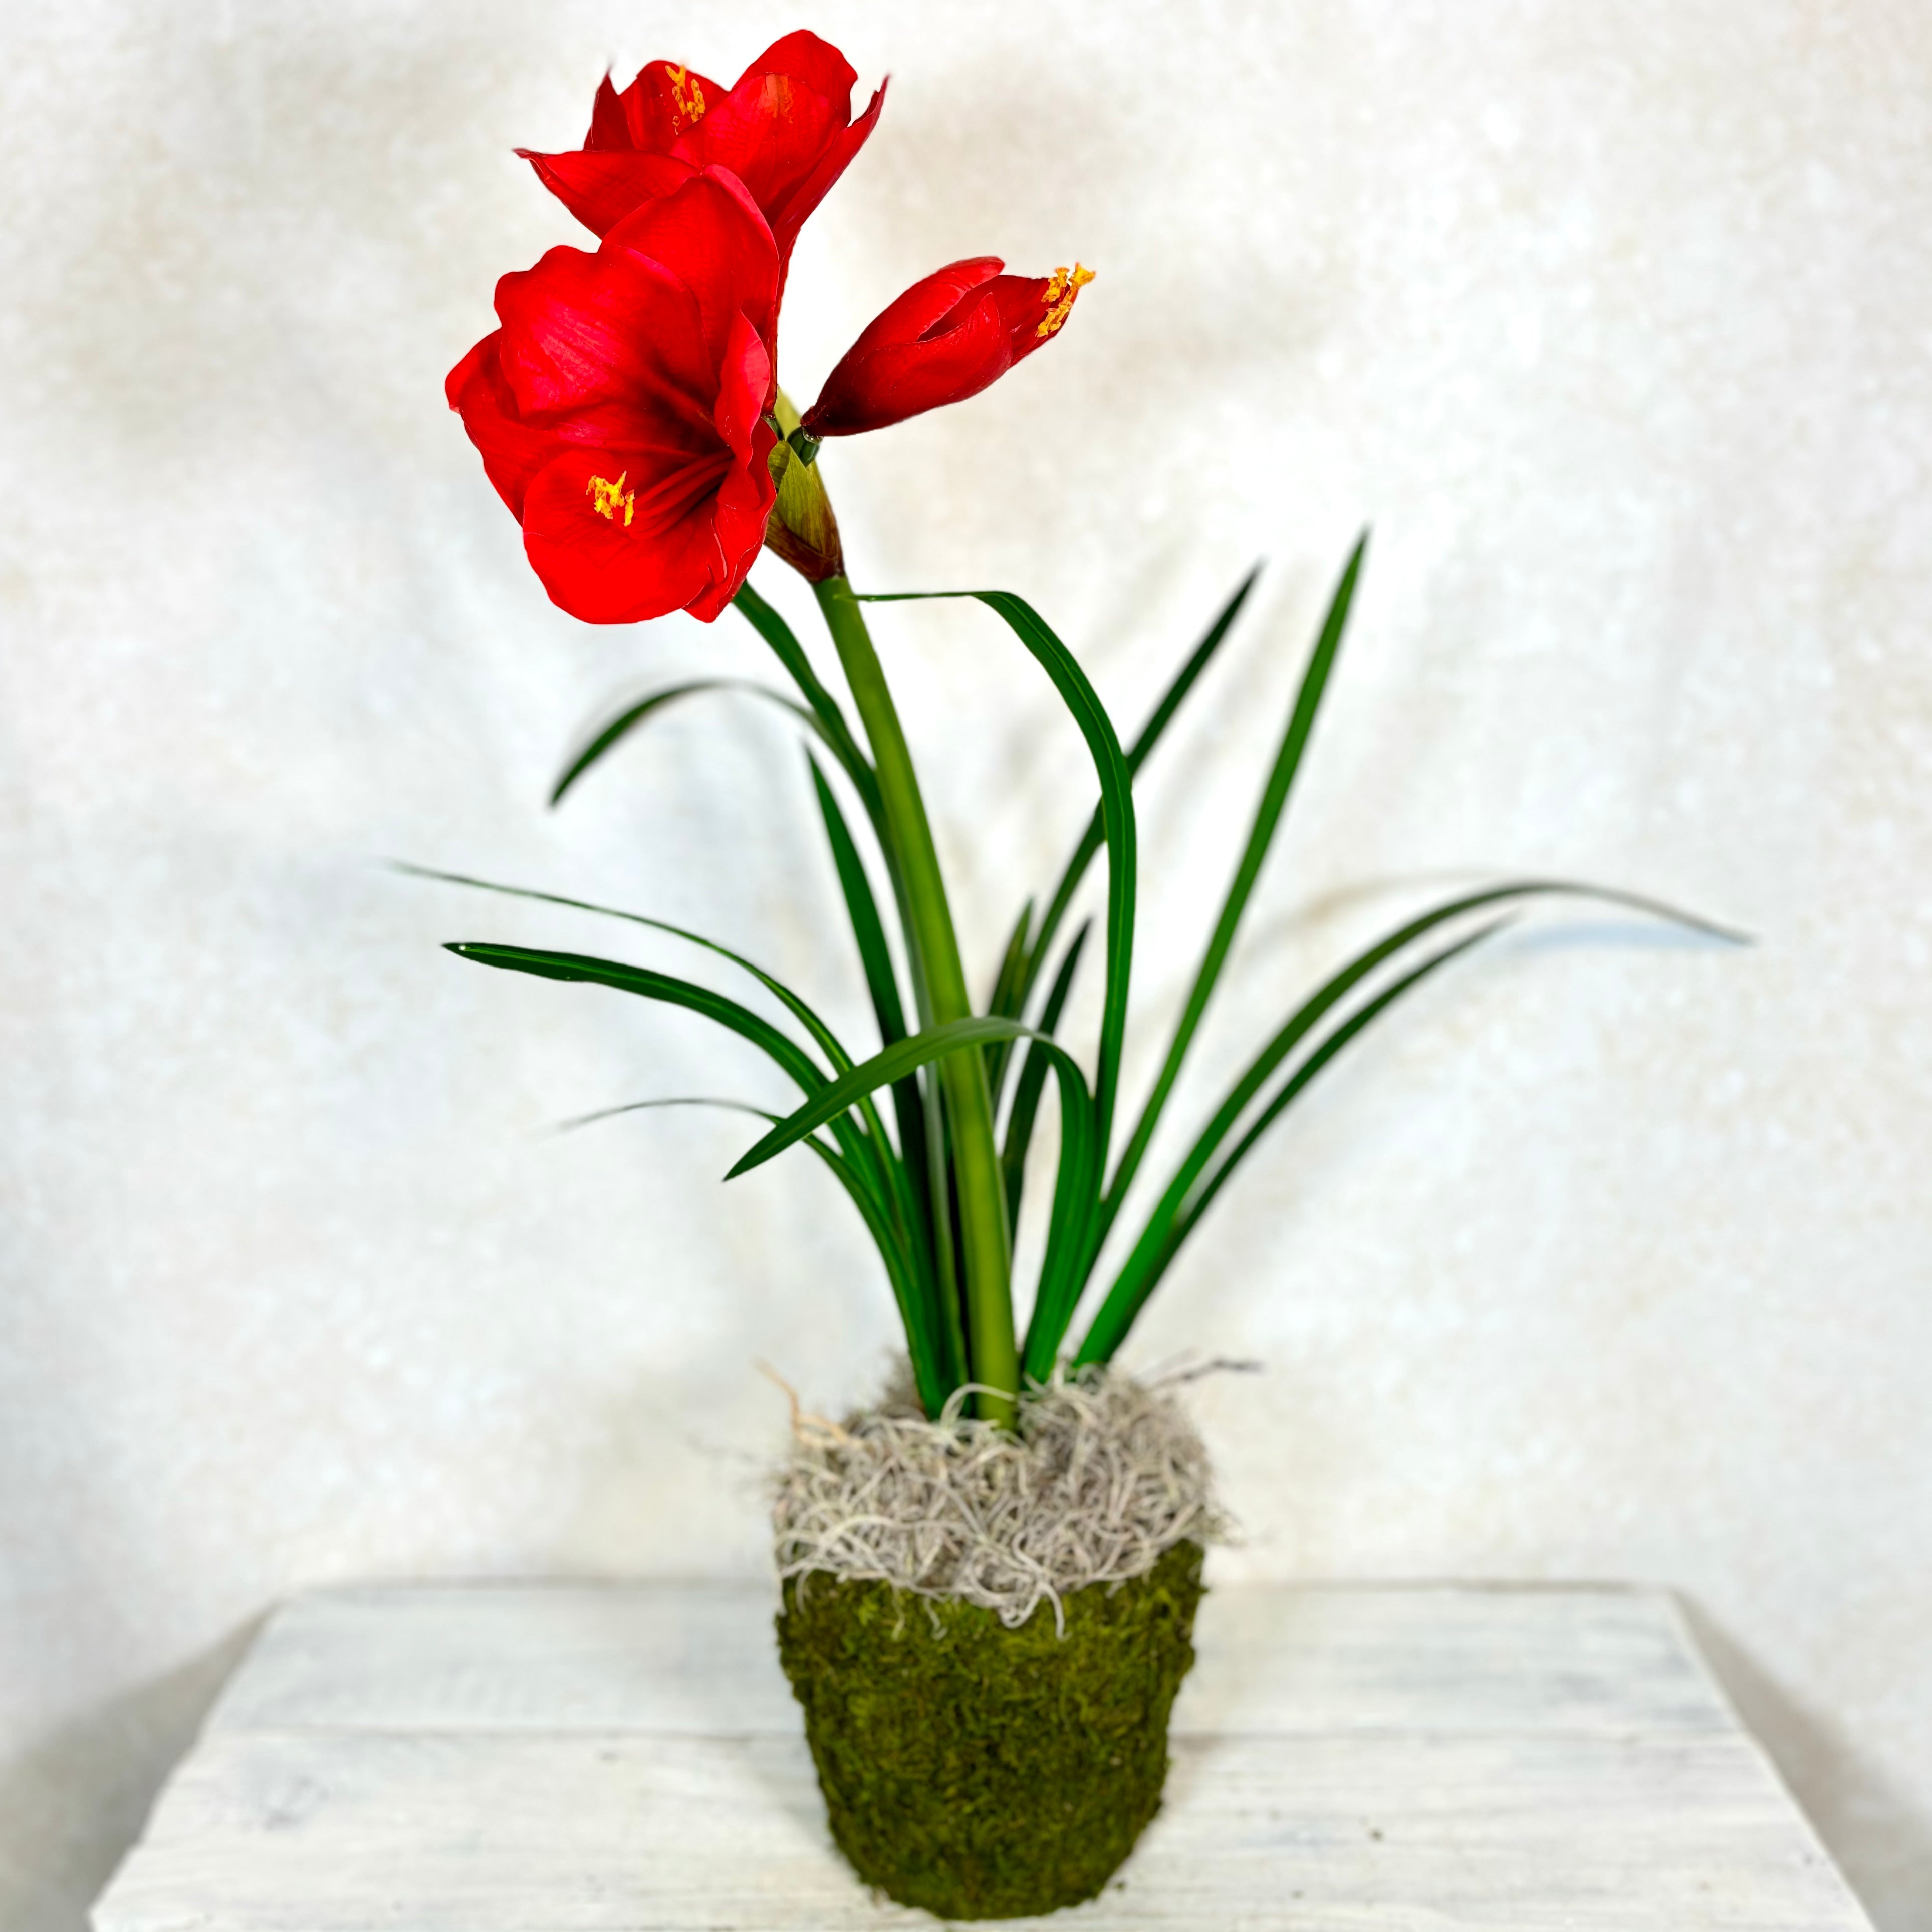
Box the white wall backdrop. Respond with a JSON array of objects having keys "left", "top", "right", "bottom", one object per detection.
[{"left": 3, "top": 1, "right": 1928, "bottom": 1925}]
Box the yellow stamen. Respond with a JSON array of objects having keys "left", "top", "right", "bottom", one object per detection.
[
  {"left": 1036, "top": 263, "right": 1095, "bottom": 340},
  {"left": 587, "top": 471, "right": 635, "bottom": 527},
  {"left": 664, "top": 63, "right": 706, "bottom": 131}
]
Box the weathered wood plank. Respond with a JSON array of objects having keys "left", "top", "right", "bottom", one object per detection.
[
  {"left": 208, "top": 1582, "right": 1735, "bottom": 1739},
  {"left": 99, "top": 1727, "right": 1869, "bottom": 1932},
  {"left": 97, "top": 1583, "right": 1872, "bottom": 1932}
]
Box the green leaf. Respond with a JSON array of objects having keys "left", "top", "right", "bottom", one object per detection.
[
  {"left": 806, "top": 753, "right": 943, "bottom": 1353},
  {"left": 559, "top": 1093, "right": 949, "bottom": 1417},
  {"left": 401, "top": 864, "right": 860, "bottom": 1073},
  {"left": 733, "top": 582, "right": 883, "bottom": 829},
  {"left": 1076, "top": 917, "right": 1509, "bottom": 1366},
  {"left": 1096, "top": 879, "right": 1715, "bottom": 1354},
  {"left": 721, "top": 1012, "right": 1099, "bottom": 1394},
  {"left": 860, "top": 590, "right": 1137, "bottom": 1169},
  {"left": 1003, "top": 919, "right": 1091, "bottom": 1232},
  {"left": 726, "top": 1014, "right": 1085, "bottom": 1179},
  {"left": 417, "top": 871, "right": 919, "bottom": 1276},
  {"left": 1092, "top": 533, "right": 1366, "bottom": 1261},
  {"left": 446, "top": 941, "right": 833, "bottom": 1095},
  {"left": 983, "top": 899, "right": 1034, "bottom": 1104},
  {"left": 550, "top": 680, "right": 815, "bottom": 807},
  {"left": 442, "top": 938, "right": 904, "bottom": 1223},
  {"left": 1017, "top": 564, "right": 1261, "bottom": 1018},
  {"left": 805, "top": 759, "right": 909, "bottom": 1048}
]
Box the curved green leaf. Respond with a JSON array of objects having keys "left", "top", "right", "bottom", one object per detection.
[
  {"left": 550, "top": 680, "right": 814, "bottom": 806},
  {"left": 1093, "top": 875, "right": 1738, "bottom": 1351},
  {"left": 805, "top": 753, "right": 943, "bottom": 1355},
  {"left": 726, "top": 1014, "right": 1089, "bottom": 1179},
  {"left": 403, "top": 865, "right": 860, "bottom": 1073},
  {"left": 1015, "top": 563, "right": 1260, "bottom": 1019},
  {"left": 1003, "top": 918, "right": 1091, "bottom": 1231},
  {"left": 733, "top": 583, "right": 884, "bottom": 827},
  {"left": 1092, "top": 533, "right": 1366, "bottom": 1261},
  {"left": 1076, "top": 918, "right": 1505, "bottom": 1366},
  {"left": 447, "top": 941, "right": 832, "bottom": 1094},
  {"left": 860, "top": 589, "right": 1137, "bottom": 1171},
  {"left": 442, "top": 940, "right": 903, "bottom": 1232},
  {"left": 555, "top": 1091, "right": 947, "bottom": 1416}
]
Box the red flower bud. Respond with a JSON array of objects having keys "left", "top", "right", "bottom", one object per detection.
[
  {"left": 800, "top": 258, "right": 1093, "bottom": 438},
  {"left": 519, "top": 31, "right": 883, "bottom": 277},
  {"left": 446, "top": 168, "right": 781, "bottom": 625}
]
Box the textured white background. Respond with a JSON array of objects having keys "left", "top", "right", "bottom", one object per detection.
[{"left": 3, "top": 2, "right": 1928, "bottom": 1927}]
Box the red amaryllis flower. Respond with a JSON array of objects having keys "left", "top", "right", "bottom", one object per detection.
[
  {"left": 800, "top": 258, "right": 1094, "bottom": 438},
  {"left": 446, "top": 167, "right": 780, "bottom": 625},
  {"left": 519, "top": 31, "right": 883, "bottom": 275}
]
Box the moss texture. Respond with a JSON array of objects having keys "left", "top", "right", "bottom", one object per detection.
[{"left": 776, "top": 1541, "right": 1204, "bottom": 1920}]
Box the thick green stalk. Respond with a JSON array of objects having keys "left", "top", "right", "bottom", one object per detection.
[{"left": 814, "top": 577, "right": 1018, "bottom": 1423}]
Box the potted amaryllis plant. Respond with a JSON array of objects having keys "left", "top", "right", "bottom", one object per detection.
[{"left": 427, "top": 29, "right": 1731, "bottom": 1920}]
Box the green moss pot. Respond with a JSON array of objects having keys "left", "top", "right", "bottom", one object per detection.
[{"left": 775, "top": 1540, "right": 1205, "bottom": 1920}]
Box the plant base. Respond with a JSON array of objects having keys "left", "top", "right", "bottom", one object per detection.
[{"left": 775, "top": 1540, "right": 1204, "bottom": 1920}]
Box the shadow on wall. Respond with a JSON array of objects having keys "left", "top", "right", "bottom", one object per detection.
[
  {"left": 0, "top": 1622, "right": 261, "bottom": 1932},
  {"left": 1682, "top": 1596, "right": 1932, "bottom": 1932}
]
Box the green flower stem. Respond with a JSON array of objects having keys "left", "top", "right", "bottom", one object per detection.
[{"left": 814, "top": 575, "right": 1017, "bottom": 1424}]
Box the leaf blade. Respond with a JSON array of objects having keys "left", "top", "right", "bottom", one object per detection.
[
  {"left": 550, "top": 680, "right": 816, "bottom": 806},
  {"left": 1093, "top": 533, "right": 1367, "bottom": 1258},
  {"left": 1017, "top": 563, "right": 1261, "bottom": 1016},
  {"left": 860, "top": 589, "right": 1137, "bottom": 1168},
  {"left": 1076, "top": 917, "right": 1508, "bottom": 1366}
]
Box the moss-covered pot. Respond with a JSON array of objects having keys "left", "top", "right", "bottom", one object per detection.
[{"left": 775, "top": 1540, "right": 1204, "bottom": 1919}]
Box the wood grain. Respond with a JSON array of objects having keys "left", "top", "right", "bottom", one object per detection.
[{"left": 96, "top": 1583, "right": 1873, "bottom": 1931}]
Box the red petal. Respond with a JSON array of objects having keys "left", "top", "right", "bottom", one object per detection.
[
  {"left": 734, "top": 31, "right": 858, "bottom": 110},
  {"left": 674, "top": 32, "right": 871, "bottom": 265},
  {"left": 803, "top": 285, "right": 1012, "bottom": 436},
  {"left": 584, "top": 73, "right": 631, "bottom": 151},
  {"left": 609, "top": 59, "right": 729, "bottom": 150},
  {"left": 522, "top": 444, "right": 727, "bottom": 624},
  {"left": 983, "top": 272, "right": 1059, "bottom": 361},
  {"left": 688, "top": 420, "right": 779, "bottom": 621},
  {"left": 762, "top": 81, "right": 885, "bottom": 268},
  {"left": 446, "top": 331, "right": 561, "bottom": 518},
  {"left": 491, "top": 243, "right": 713, "bottom": 422},
  {"left": 603, "top": 167, "right": 780, "bottom": 368},
  {"left": 517, "top": 149, "right": 695, "bottom": 238},
  {"left": 839, "top": 259, "right": 1005, "bottom": 363},
  {"left": 712, "top": 309, "right": 775, "bottom": 459}
]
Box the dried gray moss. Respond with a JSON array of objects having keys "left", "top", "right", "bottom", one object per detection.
[{"left": 769, "top": 1364, "right": 1224, "bottom": 1632}]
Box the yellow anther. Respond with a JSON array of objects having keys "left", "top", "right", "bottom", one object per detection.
[
  {"left": 587, "top": 471, "right": 635, "bottom": 527},
  {"left": 664, "top": 63, "right": 706, "bottom": 130},
  {"left": 1036, "top": 263, "right": 1095, "bottom": 339}
]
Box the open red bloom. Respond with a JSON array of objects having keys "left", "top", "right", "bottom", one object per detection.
[
  {"left": 446, "top": 168, "right": 780, "bottom": 625},
  {"left": 519, "top": 31, "right": 883, "bottom": 275},
  {"left": 800, "top": 258, "right": 1093, "bottom": 438}
]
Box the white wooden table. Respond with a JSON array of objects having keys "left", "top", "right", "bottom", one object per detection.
[{"left": 94, "top": 1581, "right": 1873, "bottom": 1930}]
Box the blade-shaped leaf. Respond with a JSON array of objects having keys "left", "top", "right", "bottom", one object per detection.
[
  {"left": 1093, "top": 874, "right": 1741, "bottom": 1350},
  {"left": 443, "top": 939, "right": 903, "bottom": 1216},
  {"left": 1017, "top": 564, "right": 1261, "bottom": 1018},
  {"left": 860, "top": 590, "right": 1137, "bottom": 1167},
  {"left": 734, "top": 582, "right": 883, "bottom": 826},
  {"left": 1003, "top": 919, "right": 1091, "bottom": 1231},
  {"left": 1075, "top": 918, "right": 1505, "bottom": 1366},
  {"left": 403, "top": 864, "right": 862, "bottom": 1074},
  {"left": 550, "top": 680, "right": 814, "bottom": 806},
  {"left": 409, "top": 863, "right": 920, "bottom": 1251},
  {"left": 806, "top": 753, "right": 940, "bottom": 1318},
  {"left": 727, "top": 1014, "right": 1091, "bottom": 1179},
  {"left": 1092, "top": 533, "right": 1366, "bottom": 1262},
  {"left": 447, "top": 942, "right": 831, "bottom": 1094},
  {"left": 556, "top": 1093, "right": 949, "bottom": 1416},
  {"left": 984, "top": 898, "right": 1034, "bottom": 1104}
]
